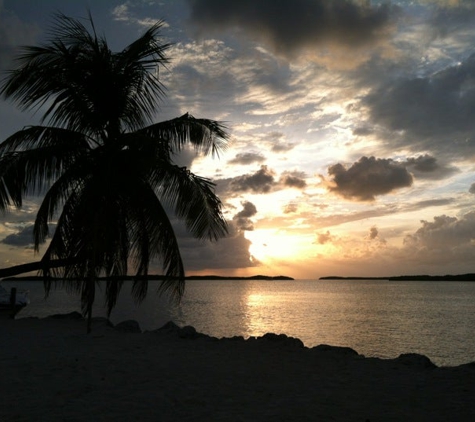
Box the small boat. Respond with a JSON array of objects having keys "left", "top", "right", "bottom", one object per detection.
[{"left": 0, "top": 284, "right": 29, "bottom": 318}]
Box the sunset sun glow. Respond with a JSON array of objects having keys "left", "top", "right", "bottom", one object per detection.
[{"left": 2, "top": 0, "right": 475, "bottom": 280}]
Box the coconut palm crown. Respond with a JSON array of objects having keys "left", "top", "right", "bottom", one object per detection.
[{"left": 0, "top": 13, "right": 229, "bottom": 329}]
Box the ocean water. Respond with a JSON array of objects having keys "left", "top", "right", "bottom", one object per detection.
[{"left": 3, "top": 278, "right": 475, "bottom": 367}]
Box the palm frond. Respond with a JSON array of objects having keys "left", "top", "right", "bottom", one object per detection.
[
  {"left": 0, "top": 14, "right": 171, "bottom": 136},
  {"left": 0, "top": 126, "right": 92, "bottom": 154},
  {"left": 151, "top": 163, "right": 228, "bottom": 240},
  {"left": 117, "top": 20, "right": 170, "bottom": 129},
  {"left": 126, "top": 180, "right": 185, "bottom": 302},
  {"left": 0, "top": 127, "right": 90, "bottom": 212},
  {"left": 33, "top": 157, "right": 92, "bottom": 250},
  {"left": 137, "top": 113, "right": 229, "bottom": 157}
]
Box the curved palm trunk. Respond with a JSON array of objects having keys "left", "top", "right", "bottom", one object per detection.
[{"left": 0, "top": 258, "right": 79, "bottom": 279}]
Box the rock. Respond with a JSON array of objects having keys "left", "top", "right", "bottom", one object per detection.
[
  {"left": 179, "top": 325, "right": 201, "bottom": 339},
  {"left": 115, "top": 320, "right": 141, "bottom": 333},
  {"left": 153, "top": 322, "right": 207, "bottom": 339},
  {"left": 395, "top": 353, "right": 436, "bottom": 369},
  {"left": 225, "top": 335, "right": 245, "bottom": 342},
  {"left": 253, "top": 333, "right": 304, "bottom": 348},
  {"left": 156, "top": 321, "right": 181, "bottom": 333},
  {"left": 46, "top": 311, "right": 83, "bottom": 320},
  {"left": 312, "top": 344, "right": 359, "bottom": 356}
]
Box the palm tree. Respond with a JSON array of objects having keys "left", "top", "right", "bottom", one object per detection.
[{"left": 0, "top": 13, "right": 228, "bottom": 331}]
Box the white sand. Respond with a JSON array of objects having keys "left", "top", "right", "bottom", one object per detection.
[{"left": 1, "top": 315, "right": 475, "bottom": 422}]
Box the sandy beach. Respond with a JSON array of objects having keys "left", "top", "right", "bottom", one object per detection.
[{"left": 1, "top": 315, "right": 475, "bottom": 422}]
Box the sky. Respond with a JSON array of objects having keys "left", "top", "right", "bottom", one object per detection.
[{"left": 1, "top": 0, "right": 475, "bottom": 279}]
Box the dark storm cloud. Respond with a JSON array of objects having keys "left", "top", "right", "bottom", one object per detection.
[
  {"left": 216, "top": 166, "right": 307, "bottom": 198},
  {"left": 233, "top": 201, "right": 257, "bottom": 231},
  {"left": 363, "top": 53, "right": 475, "bottom": 159},
  {"left": 428, "top": 2, "right": 475, "bottom": 39},
  {"left": 327, "top": 156, "right": 413, "bottom": 201},
  {"left": 406, "top": 155, "right": 439, "bottom": 172},
  {"left": 187, "top": 0, "right": 394, "bottom": 58},
  {"left": 229, "top": 165, "right": 276, "bottom": 194},
  {"left": 228, "top": 152, "right": 266, "bottom": 165},
  {"left": 1, "top": 224, "right": 46, "bottom": 247},
  {"left": 405, "top": 155, "right": 457, "bottom": 180},
  {"left": 280, "top": 173, "right": 307, "bottom": 189},
  {"left": 469, "top": 183, "right": 475, "bottom": 194}
]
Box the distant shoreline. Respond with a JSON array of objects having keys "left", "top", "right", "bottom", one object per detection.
[
  {"left": 320, "top": 274, "right": 475, "bottom": 281},
  {"left": 1, "top": 274, "right": 295, "bottom": 282}
]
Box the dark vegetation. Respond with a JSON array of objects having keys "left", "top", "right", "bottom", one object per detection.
[
  {"left": 0, "top": 13, "right": 229, "bottom": 331},
  {"left": 320, "top": 274, "right": 475, "bottom": 281}
]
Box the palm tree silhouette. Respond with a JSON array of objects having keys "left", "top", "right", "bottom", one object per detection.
[{"left": 0, "top": 13, "right": 228, "bottom": 331}]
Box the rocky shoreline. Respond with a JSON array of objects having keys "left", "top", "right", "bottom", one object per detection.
[{"left": 1, "top": 314, "right": 475, "bottom": 421}]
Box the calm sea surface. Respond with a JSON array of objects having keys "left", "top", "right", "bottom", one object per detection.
[{"left": 3, "top": 278, "right": 475, "bottom": 367}]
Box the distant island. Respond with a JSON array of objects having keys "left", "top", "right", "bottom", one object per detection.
[
  {"left": 186, "top": 275, "right": 294, "bottom": 281},
  {"left": 320, "top": 274, "right": 475, "bottom": 281},
  {"left": 320, "top": 276, "right": 388, "bottom": 280},
  {"left": 2, "top": 274, "right": 294, "bottom": 282}
]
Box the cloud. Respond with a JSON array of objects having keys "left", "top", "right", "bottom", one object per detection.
[
  {"left": 368, "top": 226, "right": 379, "bottom": 240},
  {"left": 228, "top": 152, "right": 266, "bottom": 165},
  {"left": 266, "top": 132, "right": 296, "bottom": 153},
  {"left": 271, "top": 142, "right": 296, "bottom": 153},
  {"left": 233, "top": 201, "right": 257, "bottom": 231},
  {"left": 176, "top": 222, "right": 259, "bottom": 270},
  {"left": 367, "top": 226, "right": 385, "bottom": 244},
  {"left": 402, "top": 212, "right": 475, "bottom": 265},
  {"left": 226, "top": 165, "right": 276, "bottom": 194},
  {"left": 326, "top": 156, "right": 413, "bottom": 201},
  {"left": 469, "top": 183, "right": 475, "bottom": 194},
  {"left": 363, "top": 53, "right": 475, "bottom": 159},
  {"left": 161, "top": 40, "right": 239, "bottom": 119},
  {"left": 316, "top": 231, "right": 332, "bottom": 245},
  {"left": 283, "top": 203, "right": 298, "bottom": 214},
  {"left": 311, "top": 197, "right": 455, "bottom": 230},
  {"left": 352, "top": 126, "right": 374, "bottom": 136},
  {"left": 186, "top": 0, "right": 396, "bottom": 64},
  {"left": 0, "top": 3, "right": 40, "bottom": 70},
  {"left": 216, "top": 166, "right": 308, "bottom": 199},
  {"left": 421, "top": 0, "right": 475, "bottom": 7},
  {"left": 279, "top": 172, "right": 307, "bottom": 189},
  {"left": 405, "top": 154, "right": 457, "bottom": 180},
  {"left": 1, "top": 224, "right": 45, "bottom": 247},
  {"left": 111, "top": 3, "right": 168, "bottom": 28}
]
